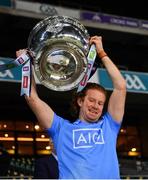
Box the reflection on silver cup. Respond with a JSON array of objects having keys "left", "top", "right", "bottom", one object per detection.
[{"left": 28, "top": 15, "right": 90, "bottom": 91}]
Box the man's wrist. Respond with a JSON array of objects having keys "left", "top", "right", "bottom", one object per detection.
[{"left": 98, "top": 50, "right": 108, "bottom": 59}]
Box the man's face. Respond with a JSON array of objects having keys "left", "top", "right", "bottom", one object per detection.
[{"left": 78, "top": 89, "right": 106, "bottom": 123}]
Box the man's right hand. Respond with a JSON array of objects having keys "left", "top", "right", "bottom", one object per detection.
[{"left": 16, "top": 49, "right": 27, "bottom": 58}]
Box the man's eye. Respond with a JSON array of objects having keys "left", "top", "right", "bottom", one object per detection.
[
  {"left": 89, "top": 99, "right": 94, "bottom": 102},
  {"left": 98, "top": 102, "right": 104, "bottom": 106}
]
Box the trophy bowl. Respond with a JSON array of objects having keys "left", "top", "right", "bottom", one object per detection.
[{"left": 27, "top": 15, "right": 90, "bottom": 91}]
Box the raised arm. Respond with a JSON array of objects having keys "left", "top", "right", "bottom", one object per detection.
[
  {"left": 90, "top": 36, "right": 126, "bottom": 123},
  {"left": 16, "top": 49, "right": 54, "bottom": 129}
]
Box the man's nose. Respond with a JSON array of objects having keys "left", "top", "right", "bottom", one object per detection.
[{"left": 93, "top": 102, "right": 98, "bottom": 109}]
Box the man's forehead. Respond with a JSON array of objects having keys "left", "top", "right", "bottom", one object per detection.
[
  {"left": 86, "top": 89, "right": 106, "bottom": 99},
  {"left": 86, "top": 88, "right": 101, "bottom": 94}
]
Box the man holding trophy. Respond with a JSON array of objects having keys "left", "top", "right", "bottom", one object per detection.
[{"left": 16, "top": 16, "right": 126, "bottom": 179}]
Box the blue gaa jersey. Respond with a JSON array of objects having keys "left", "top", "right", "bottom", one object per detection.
[{"left": 47, "top": 112, "right": 121, "bottom": 179}]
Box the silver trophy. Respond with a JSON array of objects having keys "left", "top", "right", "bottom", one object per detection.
[{"left": 28, "top": 15, "right": 90, "bottom": 91}]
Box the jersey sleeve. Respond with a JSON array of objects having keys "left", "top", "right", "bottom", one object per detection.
[
  {"left": 46, "top": 113, "right": 64, "bottom": 141},
  {"left": 103, "top": 112, "right": 122, "bottom": 134}
]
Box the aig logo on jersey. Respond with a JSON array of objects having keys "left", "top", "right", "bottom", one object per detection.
[{"left": 73, "top": 128, "right": 105, "bottom": 149}]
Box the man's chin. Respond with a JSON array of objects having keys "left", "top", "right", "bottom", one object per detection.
[{"left": 86, "top": 117, "right": 99, "bottom": 123}]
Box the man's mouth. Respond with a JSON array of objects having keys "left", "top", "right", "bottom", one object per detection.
[{"left": 88, "top": 109, "right": 98, "bottom": 115}]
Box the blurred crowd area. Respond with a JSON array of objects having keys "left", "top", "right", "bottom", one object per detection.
[{"left": 1, "top": 154, "right": 148, "bottom": 179}]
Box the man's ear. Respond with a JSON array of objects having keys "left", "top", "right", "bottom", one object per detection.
[{"left": 77, "top": 98, "right": 82, "bottom": 107}]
